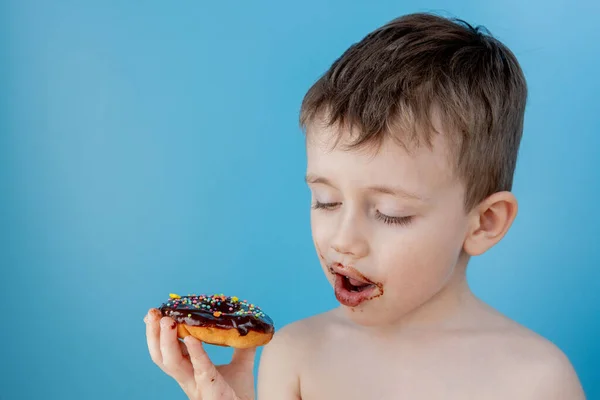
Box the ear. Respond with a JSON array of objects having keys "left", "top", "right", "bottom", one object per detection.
[{"left": 463, "top": 191, "right": 518, "bottom": 256}]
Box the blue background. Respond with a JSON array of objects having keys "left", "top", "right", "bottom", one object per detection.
[{"left": 1, "top": 0, "right": 598, "bottom": 398}]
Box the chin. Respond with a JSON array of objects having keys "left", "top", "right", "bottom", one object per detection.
[
  {"left": 338, "top": 300, "right": 394, "bottom": 327},
  {"left": 342, "top": 307, "right": 379, "bottom": 325}
]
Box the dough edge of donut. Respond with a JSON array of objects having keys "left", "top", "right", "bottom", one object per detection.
[{"left": 177, "top": 323, "right": 273, "bottom": 348}]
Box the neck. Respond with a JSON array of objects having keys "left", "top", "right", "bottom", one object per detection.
[{"left": 360, "top": 254, "right": 485, "bottom": 334}]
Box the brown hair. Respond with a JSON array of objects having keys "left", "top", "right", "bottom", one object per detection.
[{"left": 299, "top": 12, "right": 528, "bottom": 210}]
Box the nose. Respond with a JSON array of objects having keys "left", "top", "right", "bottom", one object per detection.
[{"left": 330, "top": 212, "right": 369, "bottom": 258}]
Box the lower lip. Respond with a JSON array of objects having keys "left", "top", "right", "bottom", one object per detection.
[{"left": 333, "top": 274, "right": 379, "bottom": 307}]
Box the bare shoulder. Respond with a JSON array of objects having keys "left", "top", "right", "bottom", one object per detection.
[
  {"left": 509, "top": 329, "right": 585, "bottom": 399},
  {"left": 263, "top": 309, "right": 335, "bottom": 352},
  {"left": 256, "top": 311, "right": 337, "bottom": 399},
  {"left": 478, "top": 319, "right": 586, "bottom": 399}
]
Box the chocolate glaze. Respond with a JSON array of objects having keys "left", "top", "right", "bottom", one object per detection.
[{"left": 159, "top": 294, "right": 274, "bottom": 337}]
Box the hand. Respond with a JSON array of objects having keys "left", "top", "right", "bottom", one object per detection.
[{"left": 145, "top": 308, "right": 256, "bottom": 400}]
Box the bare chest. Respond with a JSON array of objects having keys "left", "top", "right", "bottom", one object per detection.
[{"left": 298, "top": 337, "right": 519, "bottom": 400}]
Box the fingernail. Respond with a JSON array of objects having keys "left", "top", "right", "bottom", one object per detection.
[
  {"left": 143, "top": 316, "right": 149, "bottom": 324},
  {"left": 170, "top": 322, "right": 176, "bottom": 330}
]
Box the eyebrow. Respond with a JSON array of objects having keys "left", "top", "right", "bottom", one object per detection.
[{"left": 304, "top": 173, "right": 426, "bottom": 201}]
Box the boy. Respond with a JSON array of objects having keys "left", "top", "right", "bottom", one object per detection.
[{"left": 144, "top": 12, "right": 585, "bottom": 399}]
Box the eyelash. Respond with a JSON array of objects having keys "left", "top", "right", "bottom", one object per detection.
[
  {"left": 375, "top": 211, "right": 413, "bottom": 227},
  {"left": 311, "top": 201, "right": 413, "bottom": 226},
  {"left": 311, "top": 201, "right": 339, "bottom": 210}
]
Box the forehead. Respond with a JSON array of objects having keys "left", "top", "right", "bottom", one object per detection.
[{"left": 305, "top": 123, "right": 456, "bottom": 193}]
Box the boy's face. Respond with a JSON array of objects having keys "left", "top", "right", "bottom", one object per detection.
[{"left": 306, "top": 121, "right": 472, "bottom": 327}]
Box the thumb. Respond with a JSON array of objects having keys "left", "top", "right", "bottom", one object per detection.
[
  {"left": 184, "top": 336, "right": 220, "bottom": 385},
  {"left": 230, "top": 347, "right": 257, "bottom": 368}
]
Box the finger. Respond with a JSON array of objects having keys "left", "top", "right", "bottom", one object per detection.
[
  {"left": 184, "top": 336, "right": 220, "bottom": 386},
  {"left": 160, "top": 317, "right": 193, "bottom": 384},
  {"left": 179, "top": 340, "right": 190, "bottom": 357},
  {"left": 145, "top": 308, "right": 163, "bottom": 366},
  {"left": 231, "top": 347, "right": 257, "bottom": 368}
]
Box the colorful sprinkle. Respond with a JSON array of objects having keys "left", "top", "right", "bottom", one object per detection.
[{"left": 161, "top": 293, "right": 273, "bottom": 327}]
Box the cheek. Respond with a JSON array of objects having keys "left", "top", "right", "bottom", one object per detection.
[
  {"left": 310, "top": 212, "right": 324, "bottom": 245},
  {"left": 377, "top": 214, "right": 467, "bottom": 295},
  {"left": 310, "top": 212, "right": 330, "bottom": 265}
]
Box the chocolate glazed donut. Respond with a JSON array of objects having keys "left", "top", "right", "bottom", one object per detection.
[{"left": 159, "top": 293, "right": 275, "bottom": 348}]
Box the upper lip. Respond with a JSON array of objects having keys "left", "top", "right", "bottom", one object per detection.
[{"left": 328, "top": 262, "right": 374, "bottom": 285}]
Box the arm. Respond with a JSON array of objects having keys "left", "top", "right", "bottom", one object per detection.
[{"left": 256, "top": 324, "right": 302, "bottom": 400}]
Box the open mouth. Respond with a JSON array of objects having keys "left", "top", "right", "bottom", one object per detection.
[
  {"left": 328, "top": 263, "right": 383, "bottom": 307},
  {"left": 341, "top": 274, "right": 376, "bottom": 292}
]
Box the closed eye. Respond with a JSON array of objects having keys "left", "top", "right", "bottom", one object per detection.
[
  {"left": 311, "top": 201, "right": 340, "bottom": 210},
  {"left": 375, "top": 210, "right": 413, "bottom": 226}
]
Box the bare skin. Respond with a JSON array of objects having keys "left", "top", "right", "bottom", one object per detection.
[
  {"left": 145, "top": 308, "right": 256, "bottom": 400},
  {"left": 145, "top": 119, "right": 585, "bottom": 399},
  {"left": 260, "top": 290, "right": 584, "bottom": 399}
]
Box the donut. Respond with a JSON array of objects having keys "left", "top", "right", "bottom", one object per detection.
[{"left": 159, "top": 293, "right": 275, "bottom": 348}]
